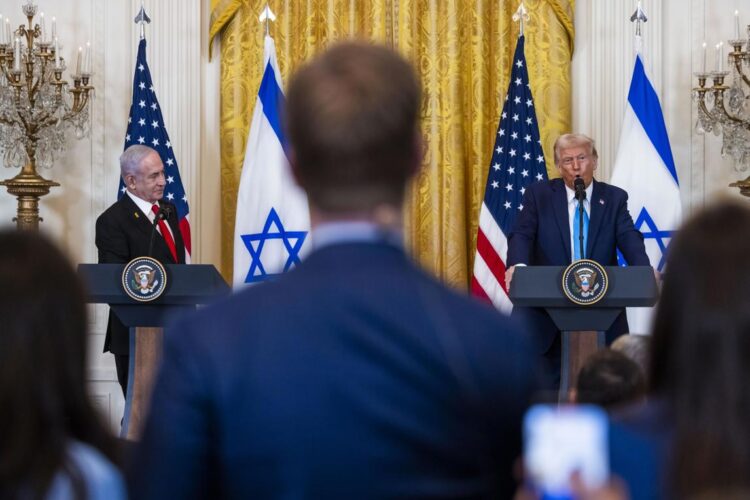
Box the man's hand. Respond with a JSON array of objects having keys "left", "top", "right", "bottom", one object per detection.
[{"left": 505, "top": 265, "right": 516, "bottom": 291}]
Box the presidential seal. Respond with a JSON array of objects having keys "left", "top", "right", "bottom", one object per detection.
[
  {"left": 122, "top": 257, "right": 167, "bottom": 302},
  {"left": 562, "top": 259, "right": 609, "bottom": 306}
]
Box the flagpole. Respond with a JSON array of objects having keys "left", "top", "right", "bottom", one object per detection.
[
  {"left": 134, "top": 1, "right": 151, "bottom": 40},
  {"left": 630, "top": 1, "right": 648, "bottom": 54},
  {"left": 259, "top": 4, "right": 276, "bottom": 37},
  {"left": 512, "top": 2, "right": 529, "bottom": 38}
]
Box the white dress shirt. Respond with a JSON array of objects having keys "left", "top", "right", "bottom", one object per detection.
[
  {"left": 312, "top": 221, "right": 403, "bottom": 251},
  {"left": 125, "top": 190, "right": 175, "bottom": 240}
]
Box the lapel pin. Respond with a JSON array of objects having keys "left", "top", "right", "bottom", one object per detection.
[
  {"left": 134, "top": 212, "right": 140, "bottom": 218},
  {"left": 599, "top": 199, "right": 605, "bottom": 205}
]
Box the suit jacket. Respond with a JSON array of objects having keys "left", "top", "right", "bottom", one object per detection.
[
  {"left": 609, "top": 401, "right": 673, "bottom": 500},
  {"left": 129, "top": 242, "right": 538, "bottom": 500},
  {"left": 507, "top": 178, "right": 648, "bottom": 351},
  {"left": 95, "top": 194, "right": 185, "bottom": 354}
]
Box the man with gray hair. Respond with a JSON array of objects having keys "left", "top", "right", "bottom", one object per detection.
[{"left": 95, "top": 145, "right": 186, "bottom": 397}]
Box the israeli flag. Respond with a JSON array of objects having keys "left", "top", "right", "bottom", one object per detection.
[
  {"left": 233, "top": 36, "right": 310, "bottom": 288},
  {"left": 610, "top": 53, "right": 681, "bottom": 334}
]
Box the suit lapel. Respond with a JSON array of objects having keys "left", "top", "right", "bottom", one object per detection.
[
  {"left": 552, "top": 179, "right": 572, "bottom": 263},
  {"left": 119, "top": 195, "right": 154, "bottom": 238},
  {"left": 587, "top": 180, "right": 605, "bottom": 258},
  {"left": 119, "top": 195, "right": 181, "bottom": 263}
]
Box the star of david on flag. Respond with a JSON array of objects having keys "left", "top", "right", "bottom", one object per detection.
[
  {"left": 241, "top": 208, "right": 307, "bottom": 282},
  {"left": 471, "top": 35, "right": 548, "bottom": 312},
  {"left": 610, "top": 39, "right": 681, "bottom": 333},
  {"left": 120, "top": 38, "right": 192, "bottom": 262},
  {"left": 233, "top": 35, "right": 310, "bottom": 287}
]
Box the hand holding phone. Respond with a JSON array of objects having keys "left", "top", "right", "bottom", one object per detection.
[{"left": 523, "top": 404, "right": 609, "bottom": 500}]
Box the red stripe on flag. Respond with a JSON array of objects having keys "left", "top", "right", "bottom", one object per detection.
[
  {"left": 470, "top": 276, "right": 492, "bottom": 304},
  {"left": 179, "top": 218, "right": 192, "bottom": 255},
  {"left": 475, "top": 228, "right": 508, "bottom": 294}
]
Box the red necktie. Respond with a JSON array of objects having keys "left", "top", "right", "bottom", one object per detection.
[{"left": 152, "top": 204, "right": 178, "bottom": 263}]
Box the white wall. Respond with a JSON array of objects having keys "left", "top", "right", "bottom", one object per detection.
[
  {"left": 0, "top": 0, "right": 220, "bottom": 430},
  {"left": 573, "top": 0, "right": 749, "bottom": 214}
]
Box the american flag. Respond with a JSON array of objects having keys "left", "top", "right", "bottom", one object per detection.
[
  {"left": 119, "top": 38, "right": 192, "bottom": 262},
  {"left": 471, "top": 35, "right": 547, "bottom": 312}
]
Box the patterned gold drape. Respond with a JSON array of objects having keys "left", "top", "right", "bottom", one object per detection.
[{"left": 209, "top": 0, "right": 573, "bottom": 288}]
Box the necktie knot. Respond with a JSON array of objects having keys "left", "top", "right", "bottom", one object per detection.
[{"left": 151, "top": 204, "right": 159, "bottom": 216}]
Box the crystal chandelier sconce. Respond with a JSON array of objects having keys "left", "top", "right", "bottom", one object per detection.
[
  {"left": 0, "top": 1, "right": 94, "bottom": 229},
  {"left": 693, "top": 11, "right": 750, "bottom": 196}
]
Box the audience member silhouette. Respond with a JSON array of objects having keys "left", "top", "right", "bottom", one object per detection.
[
  {"left": 572, "top": 349, "right": 646, "bottom": 411},
  {"left": 0, "top": 231, "right": 125, "bottom": 500},
  {"left": 610, "top": 200, "right": 750, "bottom": 499},
  {"left": 611, "top": 333, "right": 650, "bottom": 381}
]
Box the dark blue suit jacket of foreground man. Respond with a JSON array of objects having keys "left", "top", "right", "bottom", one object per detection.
[{"left": 129, "top": 239, "right": 537, "bottom": 499}]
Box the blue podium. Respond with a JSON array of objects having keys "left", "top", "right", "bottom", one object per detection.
[
  {"left": 78, "top": 263, "right": 229, "bottom": 439},
  {"left": 509, "top": 265, "right": 657, "bottom": 399}
]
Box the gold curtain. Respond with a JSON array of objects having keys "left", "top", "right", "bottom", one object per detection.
[{"left": 209, "top": 0, "right": 574, "bottom": 287}]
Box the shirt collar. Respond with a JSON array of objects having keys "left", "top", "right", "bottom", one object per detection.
[
  {"left": 312, "top": 221, "right": 403, "bottom": 250},
  {"left": 126, "top": 190, "right": 159, "bottom": 217},
  {"left": 564, "top": 180, "right": 594, "bottom": 205}
]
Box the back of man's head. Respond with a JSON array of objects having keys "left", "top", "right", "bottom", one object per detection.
[
  {"left": 574, "top": 349, "right": 646, "bottom": 411},
  {"left": 611, "top": 333, "right": 650, "bottom": 380},
  {"left": 286, "top": 41, "right": 421, "bottom": 214}
]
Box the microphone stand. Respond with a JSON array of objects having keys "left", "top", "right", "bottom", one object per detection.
[{"left": 147, "top": 209, "right": 163, "bottom": 258}]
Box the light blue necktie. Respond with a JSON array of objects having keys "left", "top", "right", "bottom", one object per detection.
[{"left": 573, "top": 202, "right": 589, "bottom": 261}]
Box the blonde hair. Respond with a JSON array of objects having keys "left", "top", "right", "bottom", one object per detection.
[{"left": 553, "top": 133, "right": 598, "bottom": 164}]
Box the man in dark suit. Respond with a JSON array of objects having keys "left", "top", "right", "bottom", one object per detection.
[
  {"left": 95, "top": 144, "right": 185, "bottom": 397},
  {"left": 505, "top": 133, "right": 649, "bottom": 386},
  {"left": 130, "top": 42, "right": 538, "bottom": 499}
]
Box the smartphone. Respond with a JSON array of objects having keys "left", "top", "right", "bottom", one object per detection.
[{"left": 523, "top": 404, "right": 609, "bottom": 499}]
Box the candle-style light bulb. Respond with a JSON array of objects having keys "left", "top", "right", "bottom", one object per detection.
[
  {"left": 715, "top": 42, "right": 724, "bottom": 72},
  {"left": 735, "top": 10, "right": 741, "bottom": 39},
  {"left": 51, "top": 16, "right": 56, "bottom": 41},
  {"left": 5, "top": 19, "right": 11, "bottom": 48},
  {"left": 54, "top": 37, "right": 59, "bottom": 69},
  {"left": 702, "top": 41, "right": 707, "bottom": 73},
  {"left": 75, "top": 45, "right": 82, "bottom": 75},
  {"left": 13, "top": 37, "right": 20, "bottom": 71},
  {"left": 39, "top": 12, "right": 45, "bottom": 43},
  {"left": 83, "top": 41, "right": 91, "bottom": 74}
]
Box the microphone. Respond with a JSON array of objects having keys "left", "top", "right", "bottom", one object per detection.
[
  {"left": 574, "top": 176, "right": 586, "bottom": 201},
  {"left": 147, "top": 207, "right": 167, "bottom": 258}
]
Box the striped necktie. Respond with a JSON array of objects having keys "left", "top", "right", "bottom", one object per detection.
[{"left": 152, "top": 204, "right": 178, "bottom": 263}]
